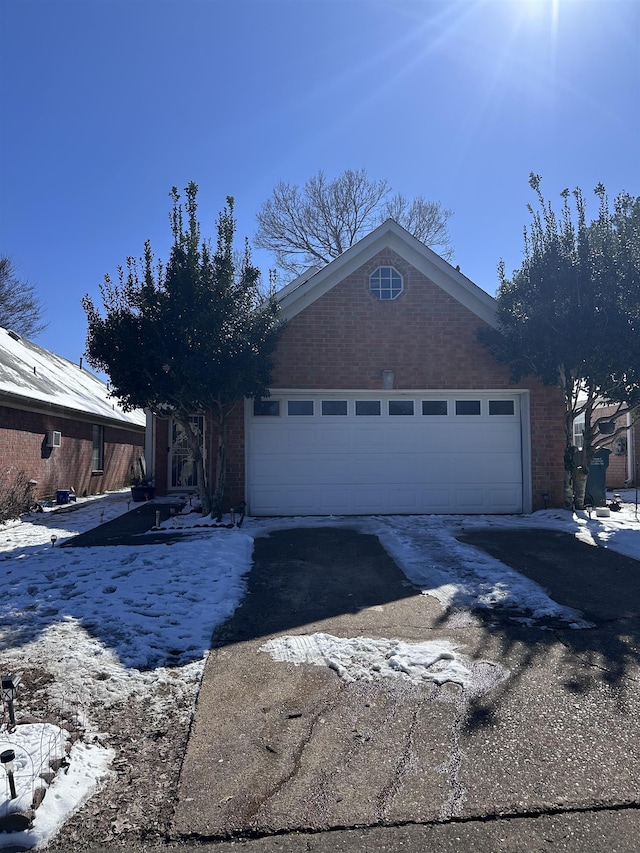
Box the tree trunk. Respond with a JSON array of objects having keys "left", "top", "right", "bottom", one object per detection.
[
  {"left": 213, "top": 407, "right": 227, "bottom": 521},
  {"left": 563, "top": 403, "right": 576, "bottom": 510},
  {"left": 574, "top": 466, "right": 589, "bottom": 510},
  {"left": 563, "top": 458, "right": 575, "bottom": 510}
]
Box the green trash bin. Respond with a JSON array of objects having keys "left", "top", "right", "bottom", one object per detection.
[{"left": 585, "top": 449, "right": 611, "bottom": 507}]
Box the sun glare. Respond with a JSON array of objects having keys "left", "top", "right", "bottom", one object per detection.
[{"left": 519, "top": 0, "right": 564, "bottom": 29}]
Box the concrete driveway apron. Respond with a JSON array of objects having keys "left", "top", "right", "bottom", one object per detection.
[{"left": 173, "top": 526, "right": 640, "bottom": 840}]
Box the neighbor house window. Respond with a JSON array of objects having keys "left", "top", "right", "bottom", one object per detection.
[
  {"left": 92, "top": 424, "right": 104, "bottom": 472},
  {"left": 369, "top": 266, "right": 403, "bottom": 300},
  {"left": 253, "top": 399, "right": 280, "bottom": 416},
  {"left": 573, "top": 414, "right": 585, "bottom": 449}
]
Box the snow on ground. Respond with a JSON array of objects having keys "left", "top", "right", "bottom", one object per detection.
[
  {"left": 1, "top": 489, "right": 639, "bottom": 848},
  {"left": 260, "top": 633, "right": 475, "bottom": 687}
]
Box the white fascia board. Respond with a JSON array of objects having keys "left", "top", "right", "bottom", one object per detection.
[{"left": 277, "top": 220, "right": 497, "bottom": 327}]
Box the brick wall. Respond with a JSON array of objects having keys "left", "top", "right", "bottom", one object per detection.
[{"left": 0, "top": 405, "right": 144, "bottom": 500}]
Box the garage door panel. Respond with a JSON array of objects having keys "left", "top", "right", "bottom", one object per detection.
[
  {"left": 421, "top": 488, "right": 454, "bottom": 512},
  {"left": 283, "top": 426, "right": 322, "bottom": 451},
  {"left": 352, "top": 425, "right": 386, "bottom": 450},
  {"left": 351, "top": 488, "right": 388, "bottom": 513},
  {"left": 251, "top": 456, "right": 285, "bottom": 483},
  {"left": 247, "top": 394, "right": 524, "bottom": 515},
  {"left": 315, "top": 428, "right": 353, "bottom": 450},
  {"left": 474, "top": 425, "right": 521, "bottom": 452},
  {"left": 488, "top": 488, "right": 522, "bottom": 512},
  {"left": 455, "top": 489, "right": 486, "bottom": 511},
  {"left": 387, "top": 488, "right": 421, "bottom": 512},
  {"left": 250, "top": 488, "right": 310, "bottom": 514}
]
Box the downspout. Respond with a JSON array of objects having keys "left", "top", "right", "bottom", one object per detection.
[
  {"left": 628, "top": 411, "right": 635, "bottom": 485},
  {"left": 145, "top": 410, "right": 155, "bottom": 482}
]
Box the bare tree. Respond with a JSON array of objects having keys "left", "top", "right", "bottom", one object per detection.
[
  {"left": 255, "top": 168, "right": 454, "bottom": 276},
  {"left": 0, "top": 255, "right": 46, "bottom": 338}
]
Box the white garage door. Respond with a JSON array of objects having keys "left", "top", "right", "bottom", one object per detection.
[{"left": 246, "top": 393, "right": 525, "bottom": 516}]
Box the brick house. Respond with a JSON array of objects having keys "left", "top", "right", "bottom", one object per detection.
[
  {"left": 148, "top": 220, "right": 566, "bottom": 515},
  {"left": 1, "top": 327, "right": 145, "bottom": 502},
  {"left": 580, "top": 404, "right": 639, "bottom": 489}
]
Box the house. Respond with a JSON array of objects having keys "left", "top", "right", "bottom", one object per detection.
[
  {"left": 579, "top": 403, "right": 639, "bottom": 490},
  {"left": 0, "top": 327, "right": 145, "bottom": 503},
  {"left": 148, "top": 220, "right": 567, "bottom": 515}
]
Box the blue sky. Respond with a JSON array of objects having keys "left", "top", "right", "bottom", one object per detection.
[{"left": 1, "top": 0, "right": 638, "bottom": 368}]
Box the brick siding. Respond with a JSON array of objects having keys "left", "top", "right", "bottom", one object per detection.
[{"left": 0, "top": 405, "right": 144, "bottom": 500}]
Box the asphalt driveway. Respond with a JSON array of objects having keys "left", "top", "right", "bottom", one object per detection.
[{"left": 173, "top": 526, "right": 640, "bottom": 844}]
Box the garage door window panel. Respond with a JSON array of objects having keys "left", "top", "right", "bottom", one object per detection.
[
  {"left": 489, "top": 400, "right": 515, "bottom": 416},
  {"left": 322, "top": 400, "right": 348, "bottom": 416},
  {"left": 254, "top": 399, "right": 281, "bottom": 416},
  {"left": 288, "top": 400, "right": 314, "bottom": 416},
  {"left": 356, "top": 400, "right": 381, "bottom": 416},
  {"left": 389, "top": 400, "right": 414, "bottom": 416},
  {"left": 422, "top": 401, "right": 448, "bottom": 416},
  {"left": 455, "top": 400, "right": 481, "bottom": 416}
]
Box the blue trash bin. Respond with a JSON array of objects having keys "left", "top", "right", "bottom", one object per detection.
[{"left": 56, "top": 490, "right": 70, "bottom": 505}]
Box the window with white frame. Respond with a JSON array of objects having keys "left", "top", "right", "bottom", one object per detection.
[
  {"left": 573, "top": 414, "right": 585, "bottom": 449},
  {"left": 92, "top": 424, "right": 104, "bottom": 472},
  {"left": 369, "top": 266, "right": 403, "bottom": 300}
]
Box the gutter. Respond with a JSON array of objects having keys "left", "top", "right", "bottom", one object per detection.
[{"left": 0, "top": 389, "right": 145, "bottom": 431}]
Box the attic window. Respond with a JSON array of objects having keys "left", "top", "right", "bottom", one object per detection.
[{"left": 369, "top": 266, "right": 403, "bottom": 300}]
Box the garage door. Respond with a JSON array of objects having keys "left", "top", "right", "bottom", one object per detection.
[{"left": 246, "top": 393, "right": 525, "bottom": 515}]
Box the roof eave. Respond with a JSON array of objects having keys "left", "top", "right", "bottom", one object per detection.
[{"left": 277, "top": 220, "right": 498, "bottom": 328}]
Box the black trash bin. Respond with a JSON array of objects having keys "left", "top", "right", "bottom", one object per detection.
[{"left": 585, "top": 449, "right": 611, "bottom": 507}]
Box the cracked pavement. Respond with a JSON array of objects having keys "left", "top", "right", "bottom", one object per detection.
[{"left": 171, "top": 526, "right": 640, "bottom": 848}]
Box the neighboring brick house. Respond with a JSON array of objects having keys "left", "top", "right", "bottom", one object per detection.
[
  {"left": 149, "top": 220, "right": 566, "bottom": 515},
  {"left": 585, "top": 404, "right": 639, "bottom": 489},
  {"left": 0, "top": 327, "right": 145, "bottom": 502}
]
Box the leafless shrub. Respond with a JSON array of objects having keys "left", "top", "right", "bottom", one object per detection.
[{"left": 0, "top": 468, "right": 36, "bottom": 523}]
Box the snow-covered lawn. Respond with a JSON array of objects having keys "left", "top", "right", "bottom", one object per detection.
[{"left": 1, "top": 490, "right": 638, "bottom": 848}]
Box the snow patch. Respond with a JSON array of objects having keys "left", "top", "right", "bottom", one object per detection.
[{"left": 262, "top": 633, "right": 473, "bottom": 687}]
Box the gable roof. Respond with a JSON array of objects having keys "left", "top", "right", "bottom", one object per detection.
[
  {"left": 0, "top": 327, "right": 145, "bottom": 428},
  {"left": 276, "top": 219, "right": 497, "bottom": 327}
]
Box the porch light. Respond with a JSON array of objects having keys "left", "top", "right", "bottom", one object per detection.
[
  {"left": 382, "top": 370, "right": 395, "bottom": 390},
  {"left": 0, "top": 749, "right": 17, "bottom": 799},
  {"left": 1, "top": 674, "right": 20, "bottom": 729}
]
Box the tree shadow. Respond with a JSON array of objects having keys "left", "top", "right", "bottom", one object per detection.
[
  {"left": 454, "top": 528, "right": 640, "bottom": 729},
  {"left": 210, "top": 526, "right": 420, "bottom": 646}
]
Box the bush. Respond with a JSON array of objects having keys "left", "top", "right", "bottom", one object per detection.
[{"left": 0, "top": 468, "right": 36, "bottom": 523}]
